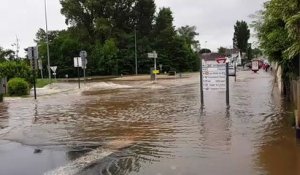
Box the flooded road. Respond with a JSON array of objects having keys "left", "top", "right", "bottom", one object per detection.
[{"left": 0, "top": 71, "right": 299, "bottom": 175}]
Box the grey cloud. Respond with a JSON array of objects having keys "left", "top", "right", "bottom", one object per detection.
[
  {"left": 0, "top": 0, "right": 265, "bottom": 56},
  {"left": 155, "top": 0, "right": 266, "bottom": 51}
]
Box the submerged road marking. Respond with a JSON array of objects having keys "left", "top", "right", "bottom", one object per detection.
[{"left": 44, "top": 140, "right": 134, "bottom": 175}]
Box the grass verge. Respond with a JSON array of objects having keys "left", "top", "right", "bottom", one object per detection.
[{"left": 36, "top": 79, "right": 56, "bottom": 88}]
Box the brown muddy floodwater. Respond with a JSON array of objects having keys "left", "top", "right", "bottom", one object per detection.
[{"left": 0, "top": 71, "right": 299, "bottom": 175}]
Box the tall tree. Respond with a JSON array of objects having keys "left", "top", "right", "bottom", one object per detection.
[
  {"left": 253, "top": 0, "right": 300, "bottom": 95},
  {"left": 134, "top": 0, "right": 156, "bottom": 37},
  {"left": 0, "top": 47, "right": 14, "bottom": 61},
  {"left": 177, "top": 25, "right": 199, "bottom": 50},
  {"left": 153, "top": 8, "right": 176, "bottom": 69},
  {"left": 218, "top": 47, "right": 226, "bottom": 55},
  {"left": 60, "top": 0, "right": 136, "bottom": 43},
  {"left": 233, "top": 21, "right": 250, "bottom": 53}
]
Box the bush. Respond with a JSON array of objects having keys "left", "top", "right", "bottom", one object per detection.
[
  {"left": 0, "top": 61, "right": 32, "bottom": 84},
  {"left": 8, "top": 78, "right": 29, "bottom": 96}
]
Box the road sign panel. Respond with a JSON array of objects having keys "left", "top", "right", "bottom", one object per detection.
[
  {"left": 50, "top": 66, "right": 57, "bottom": 73},
  {"left": 74, "top": 57, "right": 82, "bottom": 67},
  {"left": 148, "top": 53, "right": 154, "bottom": 58},
  {"left": 153, "top": 70, "right": 160, "bottom": 74},
  {"left": 38, "top": 60, "right": 43, "bottom": 70},
  {"left": 202, "top": 63, "right": 226, "bottom": 92},
  {"left": 80, "top": 51, "right": 87, "bottom": 58}
]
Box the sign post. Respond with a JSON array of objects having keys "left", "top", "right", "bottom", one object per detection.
[
  {"left": 226, "top": 62, "right": 230, "bottom": 106},
  {"left": 50, "top": 66, "right": 57, "bottom": 80},
  {"left": 148, "top": 51, "right": 158, "bottom": 81},
  {"left": 38, "top": 59, "right": 43, "bottom": 79},
  {"left": 201, "top": 60, "right": 229, "bottom": 106},
  {"left": 27, "top": 46, "right": 38, "bottom": 100},
  {"left": 200, "top": 58, "right": 204, "bottom": 105},
  {"left": 74, "top": 57, "right": 82, "bottom": 89},
  {"left": 80, "top": 51, "right": 87, "bottom": 84}
]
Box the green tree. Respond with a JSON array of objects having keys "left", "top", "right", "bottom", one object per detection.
[
  {"left": 0, "top": 61, "right": 32, "bottom": 83},
  {"left": 233, "top": 21, "right": 250, "bottom": 53},
  {"left": 246, "top": 43, "right": 253, "bottom": 60},
  {"left": 252, "top": 48, "right": 262, "bottom": 58},
  {"left": 200, "top": 49, "right": 211, "bottom": 54},
  {"left": 218, "top": 47, "right": 227, "bottom": 55},
  {"left": 253, "top": 0, "right": 300, "bottom": 95},
  {"left": 35, "top": 0, "right": 200, "bottom": 76},
  {"left": 134, "top": 0, "right": 156, "bottom": 37},
  {"left": 0, "top": 47, "right": 14, "bottom": 61},
  {"left": 178, "top": 25, "right": 199, "bottom": 50}
]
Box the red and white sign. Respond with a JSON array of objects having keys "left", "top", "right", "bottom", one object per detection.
[{"left": 216, "top": 57, "right": 226, "bottom": 64}]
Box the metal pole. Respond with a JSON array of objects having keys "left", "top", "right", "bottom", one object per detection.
[
  {"left": 154, "top": 57, "right": 157, "bottom": 81},
  {"left": 77, "top": 58, "right": 80, "bottom": 89},
  {"left": 235, "top": 62, "right": 237, "bottom": 82},
  {"left": 44, "top": 0, "right": 51, "bottom": 81},
  {"left": 83, "top": 68, "right": 86, "bottom": 84},
  {"left": 200, "top": 57, "right": 204, "bottom": 105},
  {"left": 226, "top": 62, "right": 230, "bottom": 106},
  {"left": 135, "top": 28, "right": 138, "bottom": 75},
  {"left": 40, "top": 69, "right": 43, "bottom": 79},
  {"left": 32, "top": 49, "right": 37, "bottom": 100}
]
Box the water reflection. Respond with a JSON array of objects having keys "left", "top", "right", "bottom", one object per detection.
[
  {"left": 0, "top": 72, "right": 299, "bottom": 175},
  {"left": 256, "top": 96, "right": 300, "bottom": 175}
]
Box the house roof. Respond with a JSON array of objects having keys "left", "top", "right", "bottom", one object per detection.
[{"left": 201, "top": 53, "right": 225, "bottom": 61}]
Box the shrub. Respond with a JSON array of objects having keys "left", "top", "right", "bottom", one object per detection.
[
  {"left": 8, "top": 78, "right": 29, "bottom": 96},
  {"left": 0, "top": 61, "right": 32, "bottom": 84}
]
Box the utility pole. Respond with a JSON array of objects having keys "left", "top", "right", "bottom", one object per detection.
[{"left": 44, "top": 0, "right": 51, "bottom": 80}]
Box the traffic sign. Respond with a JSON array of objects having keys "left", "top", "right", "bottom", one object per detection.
[
  {"left": 148, "top": 53, "right": 154, "bottom": 58},
  {"left": 27, "top": 46, "right": 38, "bottom": 60},
  {"left": 50, "top": 66, "right": 57, "bottom": 73},
  {"left": 80, "top": 51, "right": 87, "bottom": 58},
  {"left": 38, "top": 60, "right": 43, "bottom": 70},
  {"left": 148, "top": 51, "right": 157, "bottom": 58},
  {"left": 74, "top": 57, "right": 82, "bottom": 67},
  {"left": 153, "top": 70, "right": 160, "bottom": 74}
]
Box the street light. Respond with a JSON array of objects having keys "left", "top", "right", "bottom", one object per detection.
[{"left": 44, "top": 0, "right": 51, "bottom": 80}]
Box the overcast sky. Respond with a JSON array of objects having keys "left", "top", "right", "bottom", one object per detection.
[{"left": 0, "top": 0, "right": 265, "bottom": 56}]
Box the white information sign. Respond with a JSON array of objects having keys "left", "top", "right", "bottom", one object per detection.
[
  {"left": 147, "top": 51, "right": 157, "bottom": 58},
  {"left": 74, "top": 57, "right": 82, "bottom": 67},
  {"left": 202, "top": 64, "right": 226, "bottom": 91}
]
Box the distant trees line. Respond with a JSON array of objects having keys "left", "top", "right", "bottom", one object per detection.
[{"left": 34, "top": 0, "right": 200, "bottom": 78}]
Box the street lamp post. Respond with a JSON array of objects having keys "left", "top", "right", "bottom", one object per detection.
[{"left": 44, "top": 0, "right": 51, "bottom": 80}]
